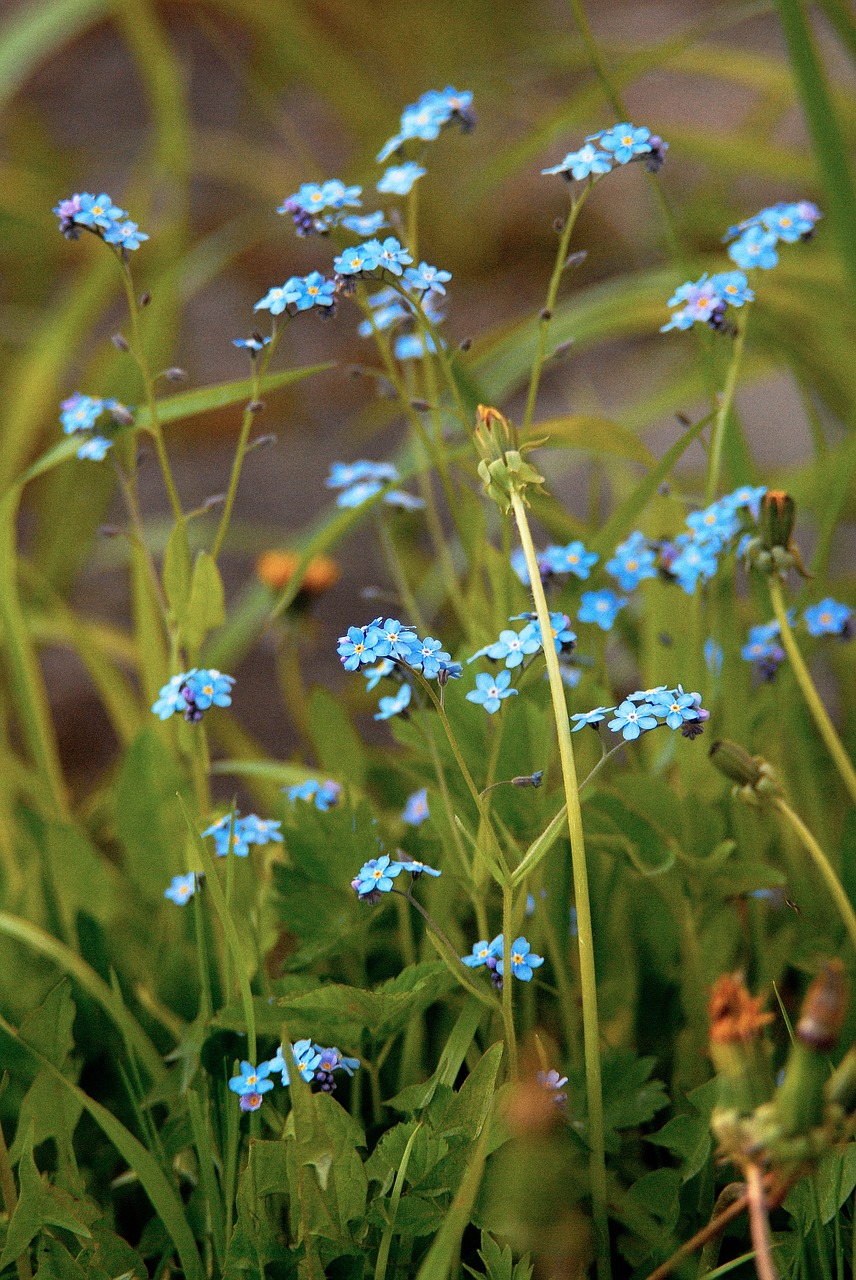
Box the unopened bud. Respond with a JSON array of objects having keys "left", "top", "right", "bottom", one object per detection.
[
  {"left": 796, "top": 960, "right": 846, "bottom": 1052},
  {"left": 760, "top": 490, "right": 796, "bottom": 552},
  {"left": 165, "top": 367, "right": 187, "bottom": 382},
  {"left": 109, "top": 404, "right": 134, "bottom": 426},
  {"left": 540, "top": 308, "right": 552, "bottom": 322},
  {"left": 247, "top": 399, "right": 265, "bottom": 414},
  {"left": 139, "top": 290, "right": 151, "bottom": 307},
  {"left": 458, "top": 336, "right": 472, "bottom": 352},
  {"left": 512, "top": 771, "right": 544, "bottom": 788},
  {"left": 564, "top": 250, "right": 587, "bottom": 269},
  {"left": 709, "top": 739, "right": 783, "bottom": 806},
  {"left": 553, "top": 217, "right": 565, "bottom": 234},
  {"left": 410, "top": 398, "right": 432, "bottom": 412},
  {"left": 551, "top": 340, "right": 575, "bottom": 360},
  {"left": 111, "top": 332, "right": 130, "bottom": 351},
  {"left": 247, "top": 433, "right": 277, "bottom": 451}
]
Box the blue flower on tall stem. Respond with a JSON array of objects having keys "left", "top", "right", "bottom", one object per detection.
[
  {"left": 496, "top": 937, "right": 544, "bottom": 982},
  {"left": 607, "top": 700, "right": 659, "bottom": 741},
  {"left": 577, "top": 589, "right": 625, "bottom": 631},
  {"left": 164, "top": 873, "right": 197, "bottom": 905},
  {"left": 466, "top": 669, "right": 518, "bottom": 714}
]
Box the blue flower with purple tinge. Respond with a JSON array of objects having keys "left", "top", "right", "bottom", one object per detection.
[
  {"left": 804, "top": 598, "right": 853, "bottom": 638},
  {"left": 462, "top": 936, "right": 502, "bottom": 968},
  {"left": 725, "top": 201, "right": 820, "bottom": 270},
  {"left": 661, "top": 271, "right": 752, "bottom": 333},
  {"left": 377, "top": 86, "right": 475, "bottom": 163},
  {"left": 229, "top": 1061, "right": 274, "bottom": 1109},
  {"left": 666, "top": 537, "right": 721, "bottom": 594},
  {"left": 578, "top": 589, "right": 625, "bottom": 631},
  {"left": 202, "top": 812, "right": 283, "bottom": 857},
  {"left": 402, "top": 788, "right": 430, "bottom": 825},
  {"left": 337, "top": 620, "right": 390, "bottom": 670},
  {"left": 164, "top": 873, "right": 197, "bottom": 905},
  {"left": 651, "top": 686, "right": 700, "bottom": 730},
  {"left": 285, "top": 778, "right": 341, "bottom": 811},
  {"left": 606, "top": 531, "right": 657, "bottom": 591},
  {"left": 542, "top": 143, "right": 612, "bottom": 181},
  {"left": 466, "top": 669, "right": 518, "bottom": 714},
  {"left": 151, "top": 668, "right": 234, "bottom": 721},
  {"left": 374, "top": 683, "right": 412, "bottom": 721},
  {"left": 54, "top": 192, "right": 147, "bottom": 248},
  {"left": 352, "top": 855, "right": 404, "bottom": 898}
]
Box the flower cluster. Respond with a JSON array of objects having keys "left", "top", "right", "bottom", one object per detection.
[
  {"left": 277, "top": 178, "right": 363, "bottom": 236},
  {"left": 151, "top": 669, "right": 235, "bottom": 721},
  {"left": 255, "top": 271, "right": 336, "bottom": 316},
  {"left": 511, "top": 539, "right": 599, "bottom": 585},
  {"left": 571, "top": 685, "right": 709, "bottom": 741},
  {"left": 468, "top": 610, "right": 577, "bottom": 672},
  {"left": 325, "top": 459, "right": 424, "bottom": 510},
  {"left": 661, "top": 271, "right": 753, "bottom": 333},
  {"left": 229, "top": 1040, "right": 360, "bottom": 1111},
  {"left": 377, "top": 86, "right": 475, "bottom": 165},
  {"left": 201, "top": 812, "right": 283, "bottom": 858},
  {"left": 462, "top": 935, "right": 544, "bottom": 988},
  {"left": 352, "top": 853, "right": 440, "bottom": 902},
  {"left": 54, "top": 191, "right": 149, "bottom": 250},
  {"left": 741, "top": 619, "right": 786, "bottom": 680},
  {"left": 542, "top": 123, "right": 668, "bottom": 182},
  {"left": 337, "top": 617, "right": 460, "bottom": 685},
  {"left": 59, "top": 392, "right": 132, "bottom": 461},
  {"left": 663, "top": 201, "right": 820, "bottom": 332},
  {"left": 285, "top": 779, "right": 342, "bottom": 811},
  {"left": 334, "top": 235, "right": 413, "bottom": 278},
  {"left": 660, "top": 485, "right": 767, "bottom": 594},
  {"left": 741, "top": 599, "right": 853, "bottom": 681},
  {"left": 725, "top": 202, "right": 822, "bottom": 271}
]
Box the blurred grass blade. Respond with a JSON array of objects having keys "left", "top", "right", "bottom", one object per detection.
[
  {"left": 0, "top": 1012, "right": 202, "bottom": 1280},
  {"left": 0, "top": 0, "right": 110, "bottom": 110},
  {"left": 774, "top": 0, "right": 856, "bottom": 308},
  {"left": 813, "top": 0, "right": 856, "bottom": 66},
  {"left": 133, "top": 363, "right": 335, "bottom": 432}
]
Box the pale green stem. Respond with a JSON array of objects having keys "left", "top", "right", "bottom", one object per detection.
[
  {"left": 510, "top": 489, "right": 610, "bottom": 1280},
  {"left": 768, "top": 576, "right": 856, "bottom": 810},
  {"left": 210, "top": 345, "right": 266, "bottom": 560},
  {"left": 501, "top": 885, "right": 519, "bottom": 1078},
  {"left": 775, "top": 797, "right": 856, "bottom": 954},
  {"left": 705, "top": 311, "right": 749, "bottom": 505},
  {"left": 118, "top": 260, "right": 184, "bottom": 525},
  {"left": 376, "top": 514, "right": 428, "bottom": 635},
  {"left": 522, "top": 188, "right": 589, "bottom": 433}
]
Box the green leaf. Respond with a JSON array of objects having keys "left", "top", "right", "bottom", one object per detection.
[
  {"left": 624, "top": 1167, "right": 682, "bottom": 1233},
  {"left": 0, "top": 1013, "right": 203, "bottom": 1280},
  {"left": 133, "top": 364, "right": 334, "bottom": 433},
  {"left": 524, "top": 415, "right": 654, "bottom": 467},
  {"left": 0, "top": 0, "right": 109, "bottom": 111},
  {"left": 433, "top": 1042, "right": 504, "bottom": 1141},
  {"left": 9, "top": 982, "right": 84, "bottom": 1169},
  {"left": 0, "top": 1122, "right": 95, "bottom": 1270},
  {"left": 307, "top": 687, "right": 367, "bottom": 789},
  {"left": 162, "top": 521, "right": 192, "bottom": 622},
  {"left": 784, "top": 1143, "right": 856, "bottom": 1233},
  {"left": 183, "top": 550, "right": 226, "bottom": 650},
  {"left": 647, "top": 1113, "right": 712, "bottom": 1184},
  {"left": 115, "top": 729, "right": 193, "bottom": 900}
]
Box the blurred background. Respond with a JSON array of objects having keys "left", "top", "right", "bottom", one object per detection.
[{"left": 2, "top": 0, "right": 855, "bottom": 782}]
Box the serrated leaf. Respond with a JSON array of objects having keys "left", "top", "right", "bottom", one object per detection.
[
  {"left": 646, "top": 1113, "right": 712, "bottom": 1184},
  {"left": 0, "top": 1122, "right": 94, "bottom": 1270}
]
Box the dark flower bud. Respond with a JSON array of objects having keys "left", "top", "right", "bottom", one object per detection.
[
  {"left": 551, "top": 340, "right": 575, "bottom": 360},
  {"left": 512, "top": 770, "right": 544, "bottom": 788},
  {"left": 643, "top": 136, "right": 669, "bottom": 173},
  {"left": 760, "top": 490, "right": 796, "bottom": 552},
  {"left": 165, "top": 367, "right": 187, "bottom": 382},
  {"left": 458, "top": 336, "right": 472, "bottom": 352},
  {"left": 410, "top": 398, "right": 432, "bottom": 411},
  {"left": 553, "top": 217, "right": 565, "bottom": 234},
  {"left": 109, "top": 404, "right": 135, "bottom": 426},
  {"left": 97, "top": 525, "right": 124, "bottom": 538},
  {"left": 112, "top": 332, "right": 130, "bottom": 351},
  {"left": 540, "top": 307, "right": 552, "bottom": 321},
  {"left": 248, "top": 399, "right": 265, "bottom": 414},
  {"left": 139, "top": 290, "right": 152, "bottom": 307}
]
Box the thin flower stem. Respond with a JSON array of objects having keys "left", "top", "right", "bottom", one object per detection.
[
  {"left": 522, "top": 188, "right": 589, "bottom": 433},
  {"left": 705, "top": 311, "right": 749, "bottom": 504},
  {"left": 774, "top": 797, "right": 856, "bottom": 953},
  {"left": 501, "top": 885, "right": 519, "bottom": 1078},
  {"left": 746, "top": 1162, "right": 780, "bottom": 1280},
  {"left": 768, "top": 576, "right": 856, "bottom": 810},
  {"left": 644, "top": 1189, "right": 749, "bottom": 1280},
  {"left": 117, "top": 260, "right": 184, "bottom": 525},
  {"left": 376, "top": 514, "right": 429, "bottom": 635},
  {"left": 399, "top": 891, "right": 500, "bottom": 1013},
  {"left": 510, "top": 489, "right": 610, "bottom": 1280}
]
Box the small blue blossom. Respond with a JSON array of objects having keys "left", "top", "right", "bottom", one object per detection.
[
  {"left": 75, "top": 192, "right": 127, "bottom": 229},
  {"left": 396, "top": 853, "right": 441, "bottom": 878},
  {"left": 518, "top": 612, "right": 577, "bottom": 654},
  {"left": 327, "top": 460, "right": 399, "bottom": 488},
  {"left": 668, "top": 540, "right": 720, "bottom": 594},
  {"left": 686, "top": 502, "right": 740, "bottom": 546},
  {"left": 404, "top": 262, "right": 451, "bottom": 294},
  {"left": 288, "top": 271, "right": 336, "bottom": 311},
  {"left": 411, "top": 637, "right": 452, "bottom": 677},
  {"left": 164, "top": 873, "right": 197, "bottom": 905},
  {"left": 103, "top": 220, "right": 149, "bottom": 251},
  {"left": 804, "top": 598, "right": 853, "bottom": 637},
  {"left": 375, "top": 683, "right": 412, "bottom": 720},
  {"left": 541, "top": 540, "right": 599, "bottom": 579},
  {"left": 363, "top": 658, "right": 395, "bottom": 691},
  {"left": 704, "top": 638, "right": 724, "bottom": 675},
  {"left": 651, "top": 687, "right": 700, "bottom": 730},
  {"left": 486, "top": 628, "right": 542, "bottom": 669},
  {"left": 628, "top": 686, "right": 669, "bottom": 703},
  {"left": 202, "top": 814, "right": 250, "bottom": 858},
  {"left": 340, "top": 211, "right": 388, "bottom": 236},
  {"left": 394, "top": 333, "right": 439, "bottom": 360},
  {"left": 571, "top": 706, "right": 613, "bottom": 731},
  {"left": 378, "top": 162, "right": 426, "bottom": 195},
  {"left": 709, "top": 270, "right": 753, "bottom": 308},
  {"left": 77, "top": 435, "right": 112, "bottom": 461},
  {"left": 376, "top": 618, "right": 421, "bottom": 661},
  {"left": 596, "top": 123, "right": 652, "bottom": 164},
  {"left": 605, "top": 531, "right": 657, "bottom": 591},
  {"left": 352, "top": 854, "right": 403, "bottom": 897},
  {"left": 337, "top": 620, "right": 389, "bottom": 669},
  {"left": 462, "top": 936, "right": 502, "bottom": 968},
  {"left": 151, "top": 673, "right": 191, "bottom": 720},
  {"left": 496, "top": 937, "right": 544, "bottom": 981},
  {"left": 336, "top": 479, "right": 384, "bottom": 507},
  {"left": 285, "top": 779, "right": 341, "bottom": 810},
  {"left": 607, "top": 699, "right": 660, "bottom": 740},
  {"left": 402, "top": 788, "right": 430, "bottom": 825},
  {"left": 229, "top": 1061, "right": 274, "bottom": 1098},
  {"left": 577, "top": 589, "right": 626, "bottom": 631},
  {"left": 725, "top": 484, "right": 767, "bottom": 520},
  {"left": 760, "top": 202, "right": 820, "bottom": 242},
  {"left": 383, "top": 489, "right": 425, "bottom": 510},
  {"left": 334, "top": 242, "right": 382, "bottom": 275},
  {"left": 728, "top": 227, "right": 779, "bottom": 270},
  {"left": 60, "top": 393, "right": 104, "bottom": 434},
  {"left": 184, "top": 669, "right": 234, "bottom": 711},
  {"left": 265, "top": 1044, "right": 292, "bottom": 1087},
  {"left": 542, "top": 143, "right": 612, "bottom": 180},
  {"left": 466, "top": 669, "right": 518, "bottom": 714},
  {"left": 661, "top": 274, "right": 724, "bottom": 333},
  {"left": 364, "top": 236, "right": 413, "bottom": 276},
  {"left": 254, "top": 281, "right": 300, "bottom": 315},
  {"left": 233, "top": 336, "right": 271, "bottom": 353}
]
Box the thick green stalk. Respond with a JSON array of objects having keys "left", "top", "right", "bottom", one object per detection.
[
  {"left": 522, "top": 189, "right": 588, "bottom": 432},
  {"left": 510, "top": 490, "right": 610, "bottom": 1280},
  {"left": 768, "top": 576, "right": 856, "bottom": 810},
  {"left": 705, "top": 312, "right": 749, "bottom": 505},
  {"left": 775, "top": 798, "right": 856, "bottom": 953}
]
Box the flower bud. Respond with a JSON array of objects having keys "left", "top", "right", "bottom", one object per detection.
[
  {"left": 774, "top": 963, "right": 847, "bottom": 1137},
  {"left": 760, "top": 490, "right": 796, "bottom": 552},
  {"left": 708, "top": 973, "right": 775, "bottom": 1114},
  {"left": 709, "top": 739, "right": 783, "bottom": 806}
]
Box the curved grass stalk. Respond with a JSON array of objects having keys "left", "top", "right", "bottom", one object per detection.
[
  {"left": 767, "top": 575, "right": 856, "bottom": 810},
  {"left": 705, "top": 311, "right": 749, "bottom": 505},
  {"left": 774, "top": 797, "right": 856, "bottom": 954},
  {"left": 510, "top": 489, "right": 610, "bottom": 1280}
]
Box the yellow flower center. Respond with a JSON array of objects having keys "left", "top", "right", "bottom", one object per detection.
[
  {"left": 247, "top": 1074, "right": 257, "bottom": 1086},
  {"left": 567, "top": 553, "right": 579, "bottom": 564},
  {"left": 621, "top": 134, "right": 633, "bottom": 145},
  {"left": 307, "top": 285, "right": 319, "bottom": 295},
  {"left": 820, "top": 612, "right": 831, "bottom": 625},
  {"left": 626, "top": 559, "right": 638, "bottom": 571},
  {"left": 203, "top": 685, "right": 214, "bottom": 696},
  {"left": 513, "top": 952, "right": 524, "bottom": 964}
]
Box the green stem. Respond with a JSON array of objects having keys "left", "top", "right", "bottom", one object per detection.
[
  {"left": 522, "top": 189, "right": 589, "bottom": 432},
  {"left": 402, "top": 892, "right": 501, "bottom": 1014},
  {"left": 768, "top": 576, "right": 856, "bottom": 810},
  {"left": 118, "top": 260, "right": 184, "bottom": 525},
  {"left": 501, "top": 885, "right": 519, "bottom": 1078},
  {"left": 705, "top": 312, "right": 749, "bottom": 505},
  {"left": 510, "top": 490, "right": 610, "bottom": 1280},
  {"left": 775, "top": 798, "right": 856, "bottom": 954}
]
